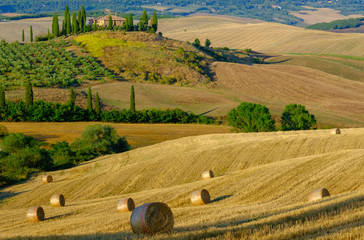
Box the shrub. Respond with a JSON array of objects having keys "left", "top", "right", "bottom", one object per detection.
[
  {"left": 280, "top": 104, "right": 316, "bottom": 130},
  {"left": 0, "top": 125, "right": 8, "bottom": 137},
  {"left": 71, "top": 124, "right": 130, "bottom": 162},
  {"left": 227, "top": 102, "right": 276, "bottom": 132},
  {"left": 1, "top": 133, "right": 40, "bottom": 153},
  {"left": 50, "top": 141, "right": 76, "bottom": 168}
]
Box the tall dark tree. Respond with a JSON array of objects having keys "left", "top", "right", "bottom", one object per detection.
[
  {"left": 72, "top": 12, "right": 78, "bottom": 33},
  {"left": 52, "top": 13, "right": 59, "bottom": 36},
  {"left": 81, "top": 5, "right": 86, "bottom": 32},
  {"left": 69, "top": 87, "right": 76, "bottom": 106},
  {"left": 61, "top": 20, "right": 65, "bottom": 35},
  {"left": 93, "top": 21, "right": 97, "bottom": 31},
  {"left": 205, "top": 39, "right": 211, "bottom": 47},
  {"left": 130, "top": 85, "right": 135, "bottom": 113},
  {"left": 138, "top": 19, "right": 143, "bottom": 31},
  {"left": 22, "top": 29, "right": 24, "bottom": 42},
  {"left": 78, "top": 9, "right": 82, "bottom": 30},
  {"left": 280, "top": 104, "right": 317, "bottom": 130},
  {"left": 64, "top": 5, "right": 69, "bottom": 35},
  {"left": 142, "top": 9, "right": 148, "bottom": 29},
  {"left": 128, "top": 14, "right": 134, "bottom": 31},
  {"left": 25, "top": 79, "right": 33, "bottom": 106},
  {"left": 87, "top": 86, "right": 92, "bottom": 111},
  {"left": 66, "top": 11, "right": 71, "bottom": 35},
  {"left": 0, "top": 85, "right": 5, "bottom": 108},
  {"left": 95, "top": 92, "right": 101, "bottom": 115},
  {"left": 152, "top": 11, "right": 158, "bottom": 32},
  {"left": 108, "top": 15, "right": 113, "bottom": 30},
  {"left": 30, "top": 25, "right": 33, "bottom": 42}
]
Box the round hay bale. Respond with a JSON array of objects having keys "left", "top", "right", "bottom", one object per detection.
[
  {"left": 201, "top": 170, "right": 214, "bottom": 179},
  {"left": 309, "top": 188, "right": 330, "bottom": 201},
  {"left": 330, "top": 128, "right": 341, "bottom": 135},
  {"left": 130, "top": 202, "right": 174, "bottom": 234},
  {"left": 117, "top": 198, "right": 135, "bottom": 212},
  {"left": 26, "top": 206, "right": 45, "bottom": 222},
  {"left": 42, "top": 175, "right": 53, "bottom": 183},
  {"left": 191, "top": 189, "right": 211, "bottom": 206},
  {"left": 50, "top": 194, "right": 65, "bottom": 207}
]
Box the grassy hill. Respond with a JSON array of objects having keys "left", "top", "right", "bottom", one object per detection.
[
  {"left": 159, "top": 15, "right": 364, "bottom": 56},
  {"left": 1, "top": 128, "right": 363, "bottom": 239}
]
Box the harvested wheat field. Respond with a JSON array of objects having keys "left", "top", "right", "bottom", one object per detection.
[
  {"left": 1, "top": 128, "right": 364, "bottom": 239},
  {"left": 159, "top": 16, "right": 364, "bottom": 56}
]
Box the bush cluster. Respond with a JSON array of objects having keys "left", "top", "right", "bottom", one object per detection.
[
  {"left": 227, "top": 102, "right": 317, "bottom": 132},
  {"left": 0, "top": 100, "right": 215, "bottom": 124},
  {"left": 0, "top": 124, "right": 130, "bottom": 187}
]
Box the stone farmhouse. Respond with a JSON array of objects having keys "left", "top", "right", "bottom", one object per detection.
[{"left": 88, "top": 15, "right": 125, "bottom": 27}]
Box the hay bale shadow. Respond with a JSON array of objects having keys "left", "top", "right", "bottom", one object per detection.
[{"left": 211, "top": 194, "right": 232, "bottom": 203}]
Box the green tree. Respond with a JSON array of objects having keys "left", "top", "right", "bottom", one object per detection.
[
  {"left": 0, "top": 85, "right": 5, "bottom": 108},
  {"left": 22, "top": 29, "right": 24, "bottom": 42},
  {"left": 25, "top": 79, "right": 33, "bottom": 106},
  {"left": 87, "top": 86, "right": 92, "bottom": 111},
  {"left": 52, "top": 13, "right": 59, "bottom": 36},
  {"left": 128, "top": 14, "right": 134, "bottom": 31},
  {"left": 30, "top": 25, "right": 33, "bottom": 42},
  {"left": 77, "top": 9, "right": 82, "bottom": 30},
  {"left": 142, "top": 9, "right": 148, "bottom": 29},
  {"left": 227, "top": 102, "right": 276, "bottom": 132},
  {"left": 93, "top": 21, "right": 98, "bottom": 31},
  {"left": 108, "top": 15, "right": 113, "bottom": 30},
  {"left": 81, "top": 5, "right": 86, "bottom": 32},
  {"left": 130, "top": 85, "right": 135, "bottom": 113},
  {"left": 151, "top": 11, "right": 158, "bottom": 32},
  {"left": 205, "top": 39, "right": 211, "bottom": 47},
  {"left": 95, "top": 92, "right": 101, "bottom": 115},
  {"left": 70, "top": 124, "right": 130, "bottom": 162},
  {"left": 69, "top": 87, "right": 76, "bottom": 106},
  {"left": 280, "top": 104, "right": 317, "bottom": 130},
  {"left": 66, "top": 11, "right": 71, "bottom": 35},
  {"left": 72, "top": 12, "right": 78, "bottom": 33},
  {"left": 64, "top": 5, "right": 70, "bottom": 35}
]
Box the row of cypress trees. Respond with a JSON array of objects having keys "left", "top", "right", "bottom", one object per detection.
[{"left": 52, "top": 5, "right": 87, "bottom": 37}]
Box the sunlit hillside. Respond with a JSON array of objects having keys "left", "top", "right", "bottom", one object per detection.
[
  {"left": 1, "top": 128, "right": 364, "bottom": 239},
  {"left": 159, "top": 16, "right": 364, "bottom": 56}
]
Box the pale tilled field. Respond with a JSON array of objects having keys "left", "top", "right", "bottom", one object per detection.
[
  {"left": 1, "top": 128, "right": 363, "bottom": 239},
  {"left": 159, "top": 16, "right": 364, "bottom": 56}
]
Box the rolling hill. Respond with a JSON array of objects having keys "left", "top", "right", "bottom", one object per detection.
[
  {"left": 159, "top": 15, "right": 364, "bottom": 56},
  {"left": 1, "top": 128, "right": 363, "bottom": 239}
]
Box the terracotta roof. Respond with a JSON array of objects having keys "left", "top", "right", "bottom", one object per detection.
[{"left": 95, "top": 15, "right": 125, "bottom": 21}]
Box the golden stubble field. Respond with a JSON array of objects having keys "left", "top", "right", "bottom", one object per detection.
[
  {"left": 0, "top": 128, "right": 363, "bottom": 239},
  {"left": 158, "top": 15, "right": 364, "bottom": 56}
]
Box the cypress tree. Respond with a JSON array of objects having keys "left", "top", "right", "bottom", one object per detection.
[
  {"left": 138, "top": 19, "right": 143, "bottom": 31},
  {"left": 93, "top": 21, "right": 97, "bottom": 31},
  {"left": 30, "top": 25, "right": 33, "bottom": 42},
  {"left": 142, "top": 9, "right": 148, "bottom": 29},
  {"left": 95, "top": 92, "right": 101, "bottom": 115},
  {"left": 0, "top": 85, "right": 5, "bottom": 108},
  {"left": 108, "top": 15, "right": 113, "bottom": 30},
  {"left": 25, "top": 79, "right": 33, "bottom": 106},
  {"left": 69, "top": 87, "right": 76, "bottom": 106},
  {"left": 128, "top": 14, "right": 134, "bottom": 31},
  {"left": 130, "top": 85, "right": 135, "bottom": 113},
  {"left": 47, "top": 28, "right": 50, "bottom": 39},
  {"left": 124, "top": 15, "right": 129, "bottom": 30},
  {"left": 81, "top": 5, "right": 86, "bottom": 32},
  {"left": 72, "top": 12, "right": 78, "bottom": 33},
  {"left": 78, "top": 9, "right": 82, "bottom": 30},
  {"left": 66, "top": 12, "right": 71, "bottom": 35},
  {"left": 62, "top": 20, "right": 65, "bottom": 35},
  {"left": 152, "top": 11, "right": 158, "bottom": 32},
  {"left": 22, "top": 29, "right": 24, "bottom": 42},
  {"left": 52, "top": 13, "right": 59, "bottom": 36},
  {"left": 87, "top": 86, "right": 92, "bottom": 111}
]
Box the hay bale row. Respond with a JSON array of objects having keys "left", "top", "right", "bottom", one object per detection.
[
  {"left": 26, "top": 206, "right": 45, "bottom": 222},
  {"left": 50, "top": 194, "right": 65, "bottom": 207},
  {"left": 117, "top": 198, "right": 135, "bottom": 212},
  {"left": 309, "top": 188, "right": 330, "bottom": 201},
  {"left": 191, "top": 189, "right": 211, "bottom": 206},
  {"left": 130, "top": 202, "right": 174, "bottom": 235},
  {"left": 201, "top": 170, "right": 214, "bottom": 179},
  {"left": 330, "top": 128, "right": 341, "bottom": 135},
  {"left": 42, "top": 175, "right": 53, "bottom": 183}
]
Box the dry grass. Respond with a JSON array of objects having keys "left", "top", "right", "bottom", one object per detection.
[
  {"left": 0, "top": 128, "right": 363, "bottom": 239},
  {"left": 0, "top": 17, "right": 52, "bottom": 43},
  {"left": 291, "top": 7, "right": 364, "bottom": 25},
  {"left": 0, "top": 122, "right": 230, "bottom": 149},
  {"left": 158, "top": 16, "right": 364, "bottom": 56}
]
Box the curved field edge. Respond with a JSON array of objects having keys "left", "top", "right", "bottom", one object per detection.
[{"left": 0, "top": 128, "right": 363, "bottom": 239}]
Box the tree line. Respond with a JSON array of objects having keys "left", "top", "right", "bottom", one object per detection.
[{"left": 306, "top": 17, "right": 363, "bottom": 30}]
